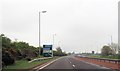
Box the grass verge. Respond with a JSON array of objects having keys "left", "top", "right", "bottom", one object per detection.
[
  {"left": 2, "top": 56, "right": 59, "bottom": 71},
  {"left": 88, "top": 54, "right": 120, "bottom": 59}
]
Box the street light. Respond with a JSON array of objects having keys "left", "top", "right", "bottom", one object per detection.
[
  {"left": 39, "top": 11, "right": 47, "bottom": 56},
  {"left": 58, "top": 41, "right": 61, "bottom": 47},
  {"left": 53, "top": 34, "right": 56, "bottom": 47},
  {"left": 52, "top": 34, "right": 56, "bottom": 57}
]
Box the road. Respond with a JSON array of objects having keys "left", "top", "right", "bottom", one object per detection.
[{"left": 36, "top": 56, "right": 113, "bottom": 71}]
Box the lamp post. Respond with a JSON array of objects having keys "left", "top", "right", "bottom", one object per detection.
[
  {"left": 58, "top": 41, "right": 61, "bottom": 47},
  {"left": 39, "top": 11, "right": 46, "bottom": 56},
  {"left": 52, "top": 34, "right": 56, "bottom": 57}
]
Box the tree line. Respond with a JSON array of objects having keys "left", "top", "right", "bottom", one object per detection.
[
  {"left": 101, "top": 44, "right": 120, "bottom": 59},
  {"left": 1, "top": 34, "right": 67, "bottom": 67},
  {"left": 1, "top": 34, "right": 40, "bottom": 67}
]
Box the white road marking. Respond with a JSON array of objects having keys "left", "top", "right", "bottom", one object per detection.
[
  {"left": 35, "top": 57, "right": 63, "bottom": 71},
  {"left": 72, "top": 65, "right": 75, "bottom": 67},
  {"left": 78, "top": 59, "right": 110, "bottom": 69},
  {"left": 67, "top": 58, "right": 72, "bottom": 64}
]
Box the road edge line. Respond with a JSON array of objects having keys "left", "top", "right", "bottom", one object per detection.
[{"left": 35, "top": 57, "right": 63, "bottom": 71}]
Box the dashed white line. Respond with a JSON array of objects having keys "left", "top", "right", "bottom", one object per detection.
[
  {"left": 67, "top": 59, "right": 76, "bottom": 68},
  {"left": 72, "top": 65, "right": 75, "bottom": 67},
  {"left": 67, "top": 58, "right": 72, "bottom": 64}
]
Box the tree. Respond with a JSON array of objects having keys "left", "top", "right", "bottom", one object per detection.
[
  {"left": 1, "top": 34, "right": 40, "bottom": 67},
  {"left": 53, "top": 47, "right": 67, "bottom": 56},
  {"left": 1, "top": 34, "right": 15, "bottom": 66},
  {"left": 118, "top": 45, "right": 120, "bottom": 55},
  {"left": 56, "top": 47, "right": 62, "bottom": 52},
  {"left": 11, "top": 41, "right": 29, "bottom": 49},
  {"left": 1, "top": 34, "right": 11, "bottom": 48},
  {"left": 2, "top": 48, "right": 15, "bottom": 65},
  {"left": 108, "top": 43, "right": 118, "bottom": 54},
  {"left": 101, "top": 45, "right": 113, "bottom": 56}
]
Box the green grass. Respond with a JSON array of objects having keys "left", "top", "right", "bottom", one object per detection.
[
  {"left": 2, "top": 56, "right": 59, "bottom": 71},
  {"left": 100, "top": 55, "right": 120, "bottom": 59},
  {"left": 27, "top": 55, "right": 45, "bottom": 59},
  {"left": 88, "top": 54, "right": 120, "bottom": 59}
]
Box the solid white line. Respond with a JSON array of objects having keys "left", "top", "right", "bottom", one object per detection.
[
  {"left": 36, "top": 57, "right": 62, "bottom": 71},
  {"left": 39, "top": 62, "right": 51, "bottom": 69}
]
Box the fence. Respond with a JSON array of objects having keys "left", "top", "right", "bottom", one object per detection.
[{"left": 75, "top": 56, "right": 120, "bottom": 64}]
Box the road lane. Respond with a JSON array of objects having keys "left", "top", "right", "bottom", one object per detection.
[
  {"left": 44, "top": 56, "right": 74, "bottom": 69},
  {"left": 67, "top": 56, "right": 109, "bottom": 69},
  {"left": 37, "top": 56, "right": 113, "bottom": 71}
]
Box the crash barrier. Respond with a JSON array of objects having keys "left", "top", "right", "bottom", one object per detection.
[
  {"left": 28, "top": 57, "right": 52, "bottom": 63},
  {"left": 75, "top": 56, "right": 120, "bottom": 64}
]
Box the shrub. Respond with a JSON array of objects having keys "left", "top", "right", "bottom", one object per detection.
[
  {"left": 2, "top": 61, "right": 5, "bottom": 68},
  {"left": 26, "top": 57, "right": 31, "bottom": 61},
  {"left": 2, "top": 50, "right": 15, "bottom": 65}
]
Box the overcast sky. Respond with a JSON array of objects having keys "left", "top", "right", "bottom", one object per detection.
[{"left": 1, "top": 0, "right": 119, "bottom": 53}]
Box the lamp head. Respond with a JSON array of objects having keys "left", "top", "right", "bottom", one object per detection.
[{"left": 42, "top": 11, "right": 47, "bottom": 13}]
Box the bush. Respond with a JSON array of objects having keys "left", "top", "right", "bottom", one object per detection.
[
  {"left": 26, "top": 57, "right": 31, "bottom": 61},
  {"left": 2, "top": 51, "right": 15, "bottom": 65},
  {"left": 17, "top": 56, "right": 23, "bottom": 60},
  {"left": 2, "top": 61, "right": 5, "bottom": 68}
]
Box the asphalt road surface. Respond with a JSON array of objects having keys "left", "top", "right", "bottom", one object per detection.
[{"left": 39, "top": 56, "right": 114, "bottom": 71}]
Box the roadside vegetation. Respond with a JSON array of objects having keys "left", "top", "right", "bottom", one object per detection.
[
  {"left": 2, "top": 56, "right": 59, "bottom": 70},
  {"left": 82, "top": 45, "right": 120, "bottom": 59},
  {"left": 1, "top": 34, "right": 67, "bottom": 70},
  {"left": 87, "top": 54, "right": 120, "bottom": 59},
  {"left": 100, "top": 45, "right": 120, "bottom": 59}
]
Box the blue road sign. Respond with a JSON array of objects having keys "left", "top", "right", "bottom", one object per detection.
[{"left": 43, "top": 45, "right": 52, "bottom": 57}]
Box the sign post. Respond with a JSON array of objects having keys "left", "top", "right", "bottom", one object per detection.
[{"left": 43, "top": 45, "right": 53, "bottom": 57}]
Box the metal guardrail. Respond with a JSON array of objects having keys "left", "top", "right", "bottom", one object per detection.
[
  {"left": 75, "top": 56, "right": 120, "bottom": 64},
  {"left": 28, "top": 57, "right": 52, "bottom": 63}
]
